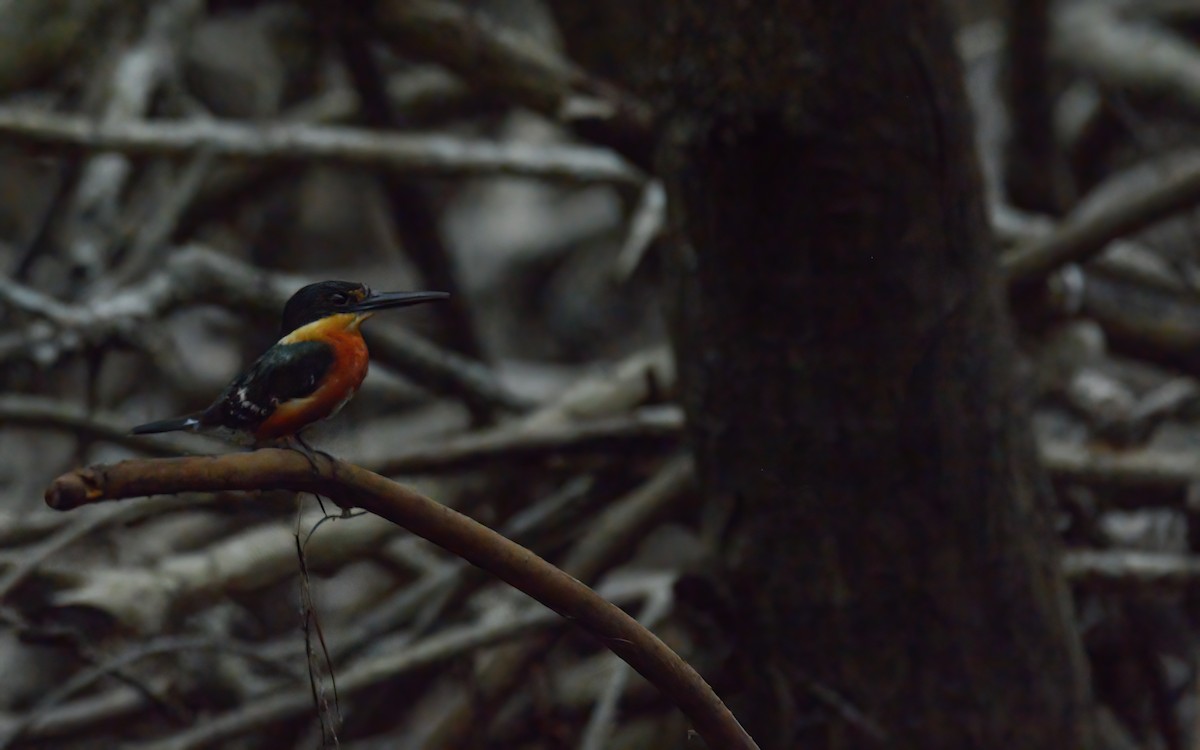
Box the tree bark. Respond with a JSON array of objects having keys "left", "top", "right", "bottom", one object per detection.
[{"left": 643, "top": 2, "right": 1096, "bottom": 748}]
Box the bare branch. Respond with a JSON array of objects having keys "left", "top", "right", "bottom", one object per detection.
[
  {"left": 1055, "top": 2, "right": 1200, "bottom": 118},
  {"left": 0, "top": 394, "right": 208, "bottom": 457},
  {"left": 1040, "top": 437, "right": 1200, "bottom": 495},
  {"left": 1000, "top": 154, "right": 1200, "bottom": 284},
  {"left": 373, "top": 406, "right": 682, "bottom": 476},
  {"left": 44, "top": 450, "right": 758, "bottom": 750},
  {"left": 0, "top": 245, "right": 527, "bottom": 415},
  {"left": 0, "top": 106, "right": 643, "bottom": 185},
  {"left": 0, "top": 636, "right": 295, "bottom": 750},
  {"left": 371, "top": 0, "right": 653, "bottom": 166},
  {"left": 1063, "top": 550, "right": 1200, "bottom": 590},
  {"left": 333, "top": 11, "right": 487, "bottom": 365},
  {"left": 130, "top": 576, "right": 666, "bottom": 750},
  {"left": 60, "top": 0, "right": 203, "bottom": 282},
  {"left": 45, "top": 509, "right": 399, "bottom": 634}
]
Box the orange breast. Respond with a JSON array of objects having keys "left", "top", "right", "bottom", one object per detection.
[{"left": 255, "top": 325, "right": 369, "bottom": 441}]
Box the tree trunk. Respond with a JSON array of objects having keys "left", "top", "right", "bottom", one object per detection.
[{"left": 645, "top": 2, "right": 1096, "bottom": 748}]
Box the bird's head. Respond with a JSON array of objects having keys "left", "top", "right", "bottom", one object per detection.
[{"left": 279, "top": 281, "right": 448, "bottom": 337}]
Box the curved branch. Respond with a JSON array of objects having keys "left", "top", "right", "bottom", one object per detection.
[{"left": 44, "top": 450, "right": 758, "bottom": 750}]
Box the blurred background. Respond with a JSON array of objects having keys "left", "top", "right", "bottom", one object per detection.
[{"left": 1, "top": 0, "right": 1200, "bottom": 748}]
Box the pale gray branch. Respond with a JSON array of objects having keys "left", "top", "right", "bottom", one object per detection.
[
  {"left": 0, "top": 106, "right": 642, "bottom": 185},
  {"left": 1063, "top": 549, "right": 1200, "bottom": 590}
]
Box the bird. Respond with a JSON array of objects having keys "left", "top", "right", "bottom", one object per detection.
[{"left": 131, "top": 280, "right": 448, "bottom": 455}]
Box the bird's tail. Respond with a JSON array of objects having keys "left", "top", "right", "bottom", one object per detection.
[{"left": 130, "top": 415, "right": 202, "bottom": 435}]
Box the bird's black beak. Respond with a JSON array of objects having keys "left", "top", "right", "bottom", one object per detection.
[{"left": 349, "top": 290, "right": 449, "bottom": 313}]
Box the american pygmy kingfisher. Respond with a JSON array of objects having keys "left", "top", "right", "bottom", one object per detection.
[{"left": 131, "top": 280, "right": 447, "bottom": 447}]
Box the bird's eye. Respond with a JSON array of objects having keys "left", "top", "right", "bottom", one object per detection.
[{"left": 330, "top": 293, "right": 348, "bottom": 305}]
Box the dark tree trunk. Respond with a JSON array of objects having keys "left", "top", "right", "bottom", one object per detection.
[{"left": 632, "top": 2, "right": 1096, "bottom": 748}]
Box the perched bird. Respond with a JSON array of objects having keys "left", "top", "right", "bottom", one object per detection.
[{"left": 131, "top": 281, "right": 447, "bottom": 451}]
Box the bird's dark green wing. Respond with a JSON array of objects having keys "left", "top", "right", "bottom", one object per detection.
[{"left": 201, "top": 340, "right": 335, "bottom": 433}]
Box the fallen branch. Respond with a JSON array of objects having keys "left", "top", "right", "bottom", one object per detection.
[
  {"left": 0, "top": 106, "right": 642, "bottom": 185},
  {"left": 44, "top": 450, "right": 757, "bottom": 750}
]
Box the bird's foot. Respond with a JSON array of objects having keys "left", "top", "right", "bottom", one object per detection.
[{"left": 287, "top": 434, "right": 335, "bottom": 473}]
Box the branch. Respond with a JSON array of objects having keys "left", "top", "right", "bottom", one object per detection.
[
  {"left": 56, "top": 0, "right": 202, "bottom": 282},
  {"left": 1003, "top": 0, "right": 1073, "bottom": 213},
  {"left": 1054, "top": 2, "right": 1200, "bottom": 118},
  {"left": 0, "top": 245, "right": 528, "bottom": 415},
  {"left": 373, "top": 406, "right": 682, "bottom": 476},
  {"left": 0, "top": 636, "right": 294, "bottom": 750},
  {"left": 44, "top": 451, "right": 758, "bottom": 750},
  {"left": 42, "top": 510, "right": 400, "bottom": 634},
  {"left": 1040, "top": 437, "right": 1200, "bottom": 496},
  {"left": 0, "top": 106, "right": 643, "bottom": 185},
  {"left": 1063, "top": 550, "right": 1200, "bottom": 590},
  {"left": 0, "top": 394, "right": 208, "bottom": 457},
  {"left": 371, "top": 0, "right": 654, "bottom": 167},
  {"left": 134, "top": 575, "right": 666, "bottom": 750},
  {"left": 332, "top": 9, "right": 488, "bottom": 364},
  {"left": 1000, "top": 154, "right": 1200, "bottom": 284},
  {"left": 579, "top": 583, "right": 673, "bottom": 750},
  {"left": 409, "top": 453, "right": 695, "bottom": 747}
]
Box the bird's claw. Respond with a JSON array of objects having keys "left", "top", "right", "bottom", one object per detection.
[{"left": 289, "top": 434, "right": 334, "bottom": 473}]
